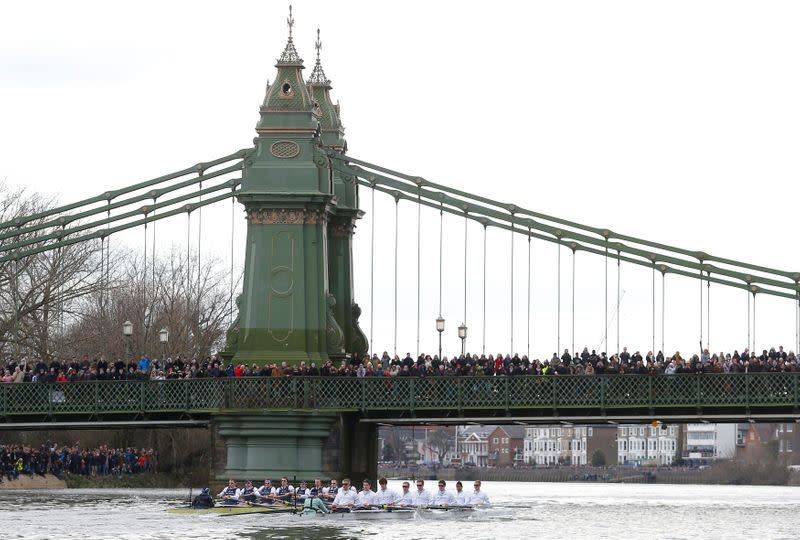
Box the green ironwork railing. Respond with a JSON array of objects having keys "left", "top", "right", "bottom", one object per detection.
[{"left": 0, "top": 373, "right": 797, "bottom": 419}]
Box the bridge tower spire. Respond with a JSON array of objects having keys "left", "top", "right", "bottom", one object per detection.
[
  {"left": 229, "top": 6, "right": 345, "bottom": 365},
  {"left": 307, "top": 28, "right": 369, "bottom": 361}
]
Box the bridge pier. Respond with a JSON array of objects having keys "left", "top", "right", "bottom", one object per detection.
[{"left": 213, "top": 411, "right": 376, "bottom": 482}]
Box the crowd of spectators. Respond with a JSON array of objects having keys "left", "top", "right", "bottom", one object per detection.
[
  {"left": 0, "top": 442, "right": 156, "bottom": 482},
  {"left": 0, "top": 346, "right": 797, "bottom": 383}
]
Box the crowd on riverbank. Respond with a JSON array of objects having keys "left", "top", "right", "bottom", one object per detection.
[
  {"left": 0, "top": 345, "right": 797, "bottom": 383},
  {"left": 0, "top": 443, "right": 156, "bottom": 481}
]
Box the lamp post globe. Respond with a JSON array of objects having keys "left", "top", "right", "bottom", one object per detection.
[
  {"left": 122, "top": 320, "right": 133, "bottom": 358},
  {"left": 458, "top": 323, "right": 467, "bottom": 356},
  {"left": 436, "top": 316, "right": 445, "bottom": 360},
  {"left": 159, "top": 328, "right": 169, "bottom": 361}
]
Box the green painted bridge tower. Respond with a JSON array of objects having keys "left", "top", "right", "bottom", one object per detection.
[
  {"left": 228, "top": 12, "right": 367, "bottom": 366},
  {"left": 217, "top": 11, "right": 375, "bottom": 482}
]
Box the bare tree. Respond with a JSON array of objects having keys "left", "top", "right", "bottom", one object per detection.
[{"left": 428, "top": 428, "right": 454, "bottom": 465}]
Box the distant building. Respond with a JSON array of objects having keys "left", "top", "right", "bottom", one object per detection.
[
  {"left": 457, "top": 426, "right": 492, "bottom": 467},
  {"left": 488, "top": 426, "right": 525, "bottom": 467},
  {"left": 682, "top": 424, "right": 737, "bottom": 462},
  {"left": 617, "top": 424, "right": 678, "bottom": 465},
  {"left": 525, "top": 425, "right": 618, "bottom": 466}
]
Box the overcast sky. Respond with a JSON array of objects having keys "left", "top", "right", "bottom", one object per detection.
[{"left": 1, "top": 1, "right": 799, "bottom": 359}]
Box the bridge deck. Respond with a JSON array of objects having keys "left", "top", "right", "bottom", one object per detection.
[{"left": 1, "top": 373, "right": 798, "bottom": 424}]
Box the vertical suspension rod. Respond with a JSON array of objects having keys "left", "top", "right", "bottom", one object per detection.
[
  {"left": 393, "top": 196, "right": 399, "bottom": 357},
  {"left": 527, "top": 228, "right": 531, "bottom": 359},
  {"left": 571, "top": 247, "right": 575, "bottom": 357},
  {"left": 369, "top": 186, "right": 375, "bottom": 357},
  {"left": 661, "top": 270, "right": 665, "bottom": 356},
  {"left": 463, "top": 212, "right": 468, "bottom": 351},
  {"left": 604, "top": 243, "right": 608, "bottom": 353},
  {"left": 416, "top": 193, "right": 421, "bottom": 359},
  {"left": 510, "top": 213, "right": 515, "bottom": 354},
  {"left": 616, "top": 250, "right": 620, "bottom": 357},
  {"left": 230, "top": 192, "right": 235, "bottom": 328},
  {"left": 707, "top": 271, "right": 711, "bottom": 352},
  {"left": 557, "top": 241, "right": 561, "bottom": 356},
  {"left": 483, "top": 224, "right": 487, "bottom": 356}
]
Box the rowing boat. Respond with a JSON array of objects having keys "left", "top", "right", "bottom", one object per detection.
[
  {"left": 166, "top": 504, "right": 298, "bottom": 516},
  {"left": 308, "top": 505, "right": 477, "bottom": 519}
]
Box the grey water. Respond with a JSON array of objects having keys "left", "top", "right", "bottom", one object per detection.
[{"left": 1, "top": 481, "right": 799, "bottom": 539}]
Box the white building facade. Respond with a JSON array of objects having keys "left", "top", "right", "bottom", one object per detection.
[{"left": 617, "top": 424, "right": 678, "bottom": 465}]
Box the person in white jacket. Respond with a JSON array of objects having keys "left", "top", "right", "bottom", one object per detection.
[
  {"left": 469, "top": 480, "right": 491, "bottom": 506},
  {"left": 410, "top": 479, "right": 431, "bottom": 507},
  {"left": 429, "top": 480, "right": 456, "bottom": 506},
  {"left": 330, "top": 479, "right": 358, "bottom": 511},
  {"left": 355, "top": 479, "right": 376, "bottom": 507},
  {"left": 453, "top": 481, "right": 469, "bottom": 506},
  {"left": 218, "top": 479, "right": 241, "bottom": 505},
  {"left": 372, "top": 478, "right": 399, "bottom": 506},
  {"left": 396, "top": 481, "right": 414, "bottom": 506}
]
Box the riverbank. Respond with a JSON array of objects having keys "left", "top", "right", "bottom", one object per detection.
[{"left": 0, "top": 474, "right": 66, "bottom": 490}]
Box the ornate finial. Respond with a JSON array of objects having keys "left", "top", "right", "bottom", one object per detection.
[
  {"left": 307, "top": 27, "right": 330, "bottom": 85},
  {"left": 277, "top": 5, "right": 302, "bottom": 64}
]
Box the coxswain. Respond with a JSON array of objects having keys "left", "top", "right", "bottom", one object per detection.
[
  {"left": 410, "top": 479, "right": 431, "bottom": 507},
  {"left": 470, "top": 480, "right": 491, "bottom": 507},
  {"left": 274, "top": 477, "right": 295, "bottom": 502},
  {"left": 430, "top": 480, "right": 456, "bottom": 506},
  {"left": 373, "top": 477, "right": 399, "bottom": 506},
  {"left": 239, "top": 480, "right": 257, "bottom": 503},
  {"left": 453, "top": 481, "right": 469, "bottom": 506},
  {"left": 257, "top": 479, "right": 275, "bottom": 503},
  {"left": 218, "top": 479, "right": 241, "bottom": 505},
  {"left": 355, "top": 479, "right": 376, "bottom": 508},
  {"left": 396, "top": 481, "right": 414, "bottom": 506},
  {"left": 330, "top": 478, "right": 358, "bottom": 512},
  {"left": 191, "top": 488, "right": 214, "bottom": 509}
]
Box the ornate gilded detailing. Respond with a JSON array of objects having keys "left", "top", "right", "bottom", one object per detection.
[
  {"left": 325, "top": 293, "right": 345, "bottom": 355},
  {"left": 247, "top": 208, "right": 326, "bottom": 225},
  {"left": 307, "top": 29, "right": 330, "bottom": 86},
  {"left": 330, "top": 219, "right": 355, "bottom": 237},
  {"left": 349, "top": 302, "right": 369, "bottom": 356},
  {"left": 270, "top": 141, "right": 301, "bottom": 159}
]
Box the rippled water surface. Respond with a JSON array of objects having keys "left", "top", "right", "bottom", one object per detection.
[{"left": 2, "top": 481, "right": 800, "bottom": 539}]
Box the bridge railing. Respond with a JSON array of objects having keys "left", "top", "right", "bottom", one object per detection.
[{"left": 0, "top": 373, "right": 797, "bottom": 419}]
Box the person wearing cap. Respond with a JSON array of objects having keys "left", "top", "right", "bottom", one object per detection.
[
  {"left": 396, "top": 481, "right": 414, "bottom": 506},
  {"left": 218, "top": 479, "right": 241, "bottom": 505},
  {"left": 372, "top": 477, "right": 399, "bottom": 506},
  {"left": 410, "top": 479, "right": 431, "bottom": 507},
  {"left": 191, "top": 488, "right": 214, "bottom": 509},
  {"left": 469, "top": 480, "right": 491, "bottom": 507},
  {"left": 453, "top": 481, "right": 469, "bottom": 506},
  {"left": 257, "top": 479, "right": 275, "bottom": 503},
  {"left": 240, "top": 480, "right": 258, "bottom": 502},
  {"left": 355, "top": 479, "right": 376, "bottom": 507},
  {"left": 330, "top": 478, "right": 358, "bottom": 511},
  {"left": 429, "top": 480, "right": 456, "bottom": 506}
]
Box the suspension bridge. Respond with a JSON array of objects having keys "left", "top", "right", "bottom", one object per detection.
[{"left": 2, "top": 9, "right": 800, "bottom": 481}]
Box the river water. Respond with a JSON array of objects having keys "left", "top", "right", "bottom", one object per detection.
[{"left": 1, "top": 481, "right": 799, "bottom": 539}]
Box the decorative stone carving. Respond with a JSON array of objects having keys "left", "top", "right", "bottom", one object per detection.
[
  {"left": 330, "top": 219, "right": 355, "bottom": 237},
  {"left": 325, "top": 293, "right": 344, "bottom": 355},
  {"left": 270, "top": 140, "right": 301, "bottom": 159},
  {"left": 349, "top": 302, "right": 369, "bottom": 357},
  {"left": 247, "top": 208, "right": 327, "bottom": 225}
]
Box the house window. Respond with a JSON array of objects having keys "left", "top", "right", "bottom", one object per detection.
[
  {"left": 787, "top": 424, "right": 794, "bottom": 433},
  {"left": 787, "top": 440, "right": 793, "bottom": 452},
  {"left": 621, "top": 427, "right": 627, "bottom": 436},
  {"left": 588, "top": 428, "right": 593, "bottom": 437},
  {"left": 639, "top": 427, "right": 645, "bottom": 436},
  {"left": 493, "top": 438, "right": 498, "bottom": 444},
  {"left": 503, "top": 437, "right": 509, "bottom": 444}
]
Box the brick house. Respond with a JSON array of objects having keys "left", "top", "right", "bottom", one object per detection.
[{"left": 487, "top": 426, "right": 525, "bottom": 467}]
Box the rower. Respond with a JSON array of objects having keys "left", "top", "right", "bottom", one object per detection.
[
  {"left": 355, "top": 479, "right": 376, "bottom": 508},
  {"left": 430, "top": 480, "right": 456, "bottom": 506},
  {"left": 373, "top": 477, "right": 399, "bottom": 506},
  {"left": 191, "top": 487, "right": 214, "bottom": 509},
  {"left": 295, "top": 480, "right": 310, "bottom": 500},
  {"left": 396, "top": 481, "right": 414, "bottom": 506},
  {"left": 240, "top": 480, "right": 258, "bottom": 503},
  {"left": 470, "top": 480, "right": 491, "bottom": 507},
  {"left": 453, "top": 481, "right": 469, "bottom": 506},
  {"left": 410, "top": 479, "right": 431, "bottom": 507},
  {"left": 274, "top": 477, "right": 295, "bottom": 502},
  {"left": 217, "top": 479, "right": 241, "bottom": 505},
  {"left": 330, "top": 478, "right": 358, "bottom": 512},
  {"left": 257, "top": 479, "right": 275, "bottom": 503},
  {"left": 309, "top": 478, "right": 324, "bottom": 498},
  {"left": 322, "top": 479, "right": 339, "bottom": 501}
]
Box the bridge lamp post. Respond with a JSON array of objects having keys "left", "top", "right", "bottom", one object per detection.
[
  {"left": 458, "top": 323, "right": 468, "bottom": 356},
  {"left": 159, "top": 327, "right": 169, "bottom": 361},
  {"left": 436, "top": 316, "right": 445, "bottom": 359},
  {"left": 122, "top": 320, "right": 133, "bottom": 359}
]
